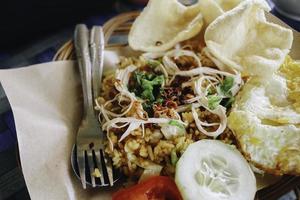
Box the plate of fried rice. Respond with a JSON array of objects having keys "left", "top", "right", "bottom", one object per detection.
[{"left": 69, "top": 0, "right": 300, "bottom": 199}]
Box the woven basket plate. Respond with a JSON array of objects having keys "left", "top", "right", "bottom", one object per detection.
[{"left": 53, "top": 11, "right": 300, "bottom": 200}]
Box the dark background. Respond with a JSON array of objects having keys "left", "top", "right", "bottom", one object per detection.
[{"left": 0, "top": 0, "right": 116, "bottom": 51}]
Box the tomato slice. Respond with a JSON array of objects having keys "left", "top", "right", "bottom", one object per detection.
[{"left": 112, "top": 176, "right": 182, "bottom": 200}]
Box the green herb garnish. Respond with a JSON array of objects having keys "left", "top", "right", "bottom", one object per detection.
[
  {"left": 140, "top": 75, "right": 164, "bottom": 101},
  {"left": 155, "top": 97, "right": 164, "bottom": 104},
  {"left": 212, "top": 77, "right": 235, "bottom": 109},
  {"left": 147, "top": 59, "right": 161, "bottom": 68},
  {"left": 221, "top": 96, "right": 235, "bottom": 109},
  {"left": 220, "top": 76, "right": 234, "bottom": 96},
  {"left": 208, "top": 95, "right": 222, "bottom": 110},
  {"left": 171, "top": 149, "right": 179, "bottom": 166},
  {"left": 130, "top": 70, "right": 165, "bottom": 116},
  {"left": 169, "top": 120, "right": 185, "bottom": 130}
]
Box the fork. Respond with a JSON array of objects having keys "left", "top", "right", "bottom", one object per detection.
[{"left": 74, "top": 24, "right": 113, "bottom": 189}]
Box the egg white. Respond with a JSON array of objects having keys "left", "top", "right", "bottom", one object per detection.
[{"left": 228, "top": 70, "right": 300, "bottom": 175}]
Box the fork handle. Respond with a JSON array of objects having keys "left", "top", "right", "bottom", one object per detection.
[
  {"left": 74, "top": 24, "right": 94, "bottom": 119},
  {"left": 90, "top": 26, "right": 105, "bottom": 102}
]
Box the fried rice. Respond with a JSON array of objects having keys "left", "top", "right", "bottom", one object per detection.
[{"left": 96, "top": 45, "right": 241, "bottom": 180}]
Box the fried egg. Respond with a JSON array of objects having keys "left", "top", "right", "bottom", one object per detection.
[{"left": 228, "top": 57, "right": 300, "bottom": 175}]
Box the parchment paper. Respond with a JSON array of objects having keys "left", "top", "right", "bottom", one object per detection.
[
  {"left": 0, "top": 50, "right": 123, "bottom": 200},
  {"left": 0, "top": 15, "right": 299, "bottom": 200}
]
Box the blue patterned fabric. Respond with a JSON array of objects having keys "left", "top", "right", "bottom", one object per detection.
[
  {"left": 0, "top": 112, "right": 16, "bottom": 152},
  {"left": 271, "top": 9, "right": 300, "bottom": 31}
]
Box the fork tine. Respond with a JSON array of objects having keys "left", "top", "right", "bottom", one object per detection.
[
  {"left": 75, "top": 25, "right": 116, "bottom": 189},
  {"left": 90, "top": 26, "right": 114, "bottom": 186},
  {"left": 87, "top": 150, "right": 96, "bottom": 187},
  {"left": 102, "top": 150, "right": 114, "bottom": 186},
  {"left": 95, "top": 150, "right": 105, "bottom": 185},
  {"left": 77, "top": 149, "right": 87, "bottom": 189}
]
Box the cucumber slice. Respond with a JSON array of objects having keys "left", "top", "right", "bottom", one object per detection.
[{"left": 175, "top": 140, "right": 256, "bottom": 200}]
